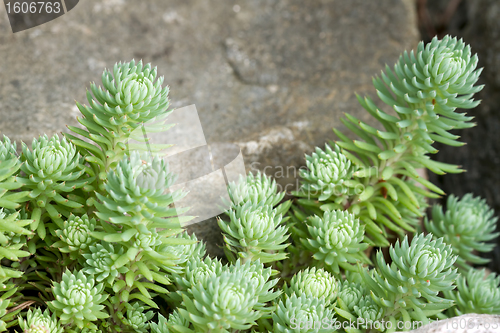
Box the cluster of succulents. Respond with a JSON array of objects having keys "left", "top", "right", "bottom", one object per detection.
[{"left": 0, "top": 36, "right": 498, "bottom": 333}]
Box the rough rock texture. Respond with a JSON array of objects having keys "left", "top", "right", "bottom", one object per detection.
[
  {"left": 402, "top": 314, "right": 500, "bottom": 333},
  {"left": 426, "top": 0, "right": 500, "bottom": 274},
  {"left": 0, "top": 0, "right": 419, "bottom": 255}
]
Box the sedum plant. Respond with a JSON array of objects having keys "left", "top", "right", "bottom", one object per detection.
[
  {"left": 424, "top": 193, "right": 500, "bottom": 272},
  {"left": 301, "top": 210, "right": 370, "bottom": 274},
  {"left": 48, "top": 270, "right": 108, "bottom": 330},
  {"left": 445, "top": 268, "right": 500, "bottom": 315},
  {"left": 0, "top": 36, "right": 498, "bottom": 333},
  {"left": 283, "top": 267, "right": 338, "bottom": 307},
  {"left": 292, "top": 35, "right": 483, "bottom": 247},
  {"left": 17, "top": 308, "right": 62, "bottom": 333},
  {"left": 272, "top": 293, "right": 337, "bottom": 333},
  {"left": 360, "top": 234, "right": 459, "bottom": 326}
]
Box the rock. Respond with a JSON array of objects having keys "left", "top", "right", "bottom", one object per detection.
[
  {"left": 401, "top": 314, "right": 500, "bottom": 333},
  {"left": 426, "top": 0, "right": 500, "bottom": 274},
  {"left": 0, "top": 0, "right": 419, "bottom": 256}
]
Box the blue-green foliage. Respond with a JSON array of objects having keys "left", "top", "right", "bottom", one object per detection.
[{"left": 0, "top": 37, "right": 498, "bottom": 333}]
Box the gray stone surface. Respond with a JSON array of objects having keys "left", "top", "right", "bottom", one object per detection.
[
  {"left": 426, "top": 0, "right": 500, "bottom": 274},
  {"left": 402, "top": 314, "right": 500, "bottom": 333},
  {"left": 0, "top": 0, "right": 419, "bottom": 254}
]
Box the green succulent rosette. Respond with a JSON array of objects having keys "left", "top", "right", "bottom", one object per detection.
[
  {"left": 169, "top": 256, "right": 225, "bottom": 304},
  {"left": 337, "top": 35, "right": 482, "bottom": 173},
  {"left": 297, "top": 144, "right": 359, "bottom": 203},
  {"left": 17, "top": 308, "right": 63, "bottom": 333},
  {"left": 0, "top": 208, "right": 32, "bottom": 278},
  {"left": 119, "top": 302, "right": 154, "bottom": 333},
  {"left": 158, "top": 231, "right": 206, "bottom": 271},
  {"left": 176, "top": 259, "right": 280, "bottom": 332},
  {"left": 93, "top": 151, "right": 189, "bottom": 235},
  {"left": 150, "top": 311, "right": 190, "bottom": 333},
  {"left": 0, "top": 136, "right": 28, "bottom": 211},
  {"left": 179, "top": 271, "right": 261, "bottom": 332},
  {"left": 88, "top": 60, "right": 171, "bottom": 129},
  {"left": 0, "top": 136, "right": 17, "bottom": 163},
  {"left": 425, "top": 193, "right": 500, "bottom": 272},
  {"left": 323, "top": 36, "right": 483, "bottom": 246},
  {"left": 353, "top": 296, "right": 383, "bottom": 329},
  {"left": 66, "top": 60, "right": 173, "bottom": 179},
  {"left": 17, "top": 134, "right": 92, "bottom": 239},
  {"left": 219, "top": 202, "right": 290, "bottom": 264},
  {"left": 167, "top": 310, "right": 190, "bottom": 332},
  {"left": 48, "top": 270, "right": 108, "bottom": 330},
  {"left": 227, "top": 171, "right": 288, "bottom": 214},
  {"left": 284, "top": 267, "right": 338, "bottom": 307},
  {"left": 89, "top": 152, "right": 196, "bottom": 310},
  {"left": 362, "top": 233, "right": 458, "bottom": 325},
  {"left": 82, "top": 242, "right": 128, "bottom": 286},
  {"left": 272, "top": 293, "right": 337, "bottom": 333},
  {"left": 51, "top": 214, "right": 96, "bottom": 258},
  {"left": 92, "top": 152, "right": 194, "bottom": 277},
  {"left": 446, "top": 268, "right": 500, "bottom": 315},
  {"left": 149, "top": 313, "right": 169, "bottom": 333},
  {"left": 336, "top": 280, "right": 366, "bottom": 313},
  {"left": 301, "top": 210, "right": 369, "bottom": 274}
]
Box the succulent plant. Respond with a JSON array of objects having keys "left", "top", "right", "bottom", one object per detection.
[
  {"left": 66, "top": 60, "right": 173, "bottom": 178},
  {"left": 321, "top": 36, "right": 483, "bottom": 245},
  {"left": 0, "top": 137, "right": 27, "bottom": 211},
  {"left": 284, "top": 267, "right": 338, "bottom": 307},
  {"left": 175, "top": 256, "right": 223, "bottom": 288},
  {"left": 167, "top": 311, "right": 190, "bottom": 332},
  {"left": 219, "top": 202, "right": 290, "bottom": 264},
  {"left": 301, "top": 210, "right": 369, "bottom": 274},
  {"left": 89, "top": 60, "right": 171, "bottom": 127},
  {"left": 149, "top": 313, "right": 169, "bottom": 333},
  {"left": 297, "top": 144, "right": 359, "bottom": 203},
  {"left": 0, "top": 36, "right": 495, "bottom": 333},
  {"left": 0, "top": 136, "right": 17, "bottom": 162},
  {"left": 91, "top": 151, "right": 195, "bottom": 282},
  {"left": 0, "top": 209, "right": 32, "bottom": 260},
  {"left": 93, "top": 151, "right": 188, "bottom": 234},
  {"left": 338, "top": 35, "right": 482, "bottom": 171},
  {"left": 17, "top": 134, "right": 92, "bottom": 239},
  {"left": 168, "top": 256, "right": 225, "bottom": 305},
  {"left": 353, "top": 296, "right": 383, "bottom": 328},
  {"left": 272, "top": 293, "right": 337, "bottom": 333},
  {"left": 425, "top": 194, "right": 500, "bottom": 272},
  {"left": 446, "top": 268, "right": 500, "bottom": 315},
  {"left": 52, "top": 214, "right": 96, "bottom": 257},
  {"left": 48, "top": 270, "right": 108, "bottom": 330},
  {"left": 82, "top": 242, "right": 128, "bottom": 285},
  {"left": 0, "top": 143, "right": 33, "bottom": 278},
  {"left": 176, "top": 260, "right": 280, "bottom": 333},
  {"left": 17, "top": 308, "right": 62, "bottom": 333},
  {"left": 120, "top": 302, "right": 154, "bottom": 333},
  {"left": 150, "top": 311, "right": 190, "bottom": 333},
  {"left": 181, "top": 259, "right": 280, "bottom": 312},
  {"left": 0, "top": 299, "right": 9, "bottom": 332},
  {"left": 179, "top": 271, "right": 261, "bottom": 332},
  {"left": 158, "top": 231, "right": 206, "bottom": 270},
  {"left": 227, "top": 171, "right": 286, "bottom": 212},
  {"left": 336, "top": 280, "right": 366, "bottom": 313},
  {"left": 362, "top": 233, "right": 459, "bottom": 325}
]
